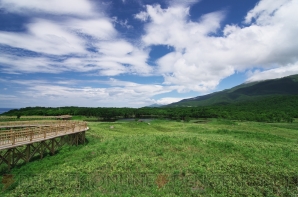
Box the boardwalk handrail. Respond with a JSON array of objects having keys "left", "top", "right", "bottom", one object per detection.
[
  {"left": 0, "top": 120, "right": 77, "bottom": 127},
  {"left": 0, "top": 116, "right": 70, "bottom": 120},
  {"left": 0, "top": 121, "right": 87, "bottom": 147}
]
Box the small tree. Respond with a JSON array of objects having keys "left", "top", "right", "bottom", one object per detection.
[{"left": 184, "top": 116, "right": 191, "bottom": 123}]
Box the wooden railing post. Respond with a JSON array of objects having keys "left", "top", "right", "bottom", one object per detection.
[
  {"left": 11, "top": 129, "right": 15, "bottom": 145},
  {"left": 30, "top": 128, "right": 33, "bottom": 141},
  {"left": 44, "top": 126, "right": 46, "bottom": 138}
]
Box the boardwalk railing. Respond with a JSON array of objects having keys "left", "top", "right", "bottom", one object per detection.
[
  {"left": 0, "top": 121, "right": 87, "bottom": 147},
  {"left": 0, "top": 120, "right": 77, "bottom": 127},
  {"left": 0, "top": 120, "right": 88, "bottom": 170},
  {"left": 0, "top": 116, "right": 59, "bottom": 120}
]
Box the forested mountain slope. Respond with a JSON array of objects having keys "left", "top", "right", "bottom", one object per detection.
[{"left": 167, "top": 74, "right": 298, "bottom": 107}]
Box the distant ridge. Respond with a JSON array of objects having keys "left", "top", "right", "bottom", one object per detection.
[
  {"left": 146, "top": 104, "right": 163, "bottom": 108},
  {"left": 166, "top": 74, "right": 298, "bottom": 107}
]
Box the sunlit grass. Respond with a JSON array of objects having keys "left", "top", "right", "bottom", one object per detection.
[{"left": 1, "top": 119, "right": 298, "bottom": 196}]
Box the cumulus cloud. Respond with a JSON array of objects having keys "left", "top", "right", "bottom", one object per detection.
[
  {"left": 137, "top": 0, "right": 298, "bottom": 92},
  {"left": 139, "top": 5, "right": 232, "bottom": 91}
]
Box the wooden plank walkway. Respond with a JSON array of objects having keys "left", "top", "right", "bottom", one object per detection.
[
  {"left": 0, "top": 120, "right": 88, "bottom": 169},
  {"left": 0, "top": 121, "right": 88, "bottom": 150}
]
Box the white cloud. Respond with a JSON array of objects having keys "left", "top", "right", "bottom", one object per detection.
[
  {"left": 153, "top": 97, "right": 185, "bottom": 105},
  {"left": 224, "top": 0, "right": 298, "bottom": 67},
  {"left": 0, "top": 94, "right": 17, "bottom": 101},
  {"left": 96, "top": 61, "right": 128, "bottom": 76},
  {"left": 2, "top": 79, "right": 176, "bottom": 108},
  {"left": 98, "top": 40, "right": 134, "bottom": 56},
  {"left": 134, "top": 11, "right": 149, "bottom": 21},
  {"left": 142, "top": 5, "right": 224, "bottom": 49},
  {"left": 67, "top": 18, "right": 117, "bottom": 40},
  {"left": 112, "top": 17, "right": 133, "bottom": 29},
  {"left": 169, "top": 0, "right": 200, "bottom": 7},
  {"left": 137, "top": 0, "right": 298, "bottom": 92},
  {"left": 0, "top": 19, "right": 86, "bottom": 55},
  {"left": 0, "top": 1, "right": 152, "bottom": 76},
  {"left": 0, "top": 54, "right": 63, "bottom": 74},
  {"left": 246, "top": 62, "right": 298, "bottom": 82},
  {"left": 139, "top": 5, "right": 231, "bottom": 92},
  {"left": 96, "top": 46, "right": 153, "bottom": 75},
  {"left": 0, "top": 48, "right": 152, "bottom": 76},
  {"left": 0, "top": 0, "right": 99, "bottom": 17},
  {"left": 1, "top": 0, "right": 298, "bottom": 108},
  {"left": 244, "top": 0, "right": 290, "bottom": 24}
]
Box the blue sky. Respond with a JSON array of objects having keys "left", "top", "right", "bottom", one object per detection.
[{"left": 0, "top": 0, "right": 298, "bottom": 108}]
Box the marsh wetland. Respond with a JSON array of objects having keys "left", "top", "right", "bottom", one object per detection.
[{"left": 1, "top": 118, "right": 298, "bottom": 196}]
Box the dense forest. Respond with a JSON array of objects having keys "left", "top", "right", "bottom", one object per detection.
[{"left": 2, "top": 95, "right": 298, "bottom": 123}]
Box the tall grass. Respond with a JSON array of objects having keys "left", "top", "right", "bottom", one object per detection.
[{"left": 1, "top": 119, "right": 298, "bottom": 196}]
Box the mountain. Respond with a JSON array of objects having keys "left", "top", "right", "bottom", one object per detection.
[{"left": 167, "top": 74, "right": 298, "bottom": 107}]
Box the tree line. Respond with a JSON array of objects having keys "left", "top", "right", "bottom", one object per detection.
[{"left": 3, "top": 95, "right": 298, "bottom": 123}]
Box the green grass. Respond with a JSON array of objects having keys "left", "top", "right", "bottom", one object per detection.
[{"left": 1, "top": 120, "right": 298, "bottom": 196}]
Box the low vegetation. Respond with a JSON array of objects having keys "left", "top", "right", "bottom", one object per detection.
[{"left": 1, "top": 119, "right": 298, "bottom": 196}]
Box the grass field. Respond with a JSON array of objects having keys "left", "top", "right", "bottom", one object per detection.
[{"left": 1, "top": 119, "right": 298, "bottom": 196}]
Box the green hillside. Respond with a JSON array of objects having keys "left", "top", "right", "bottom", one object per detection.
[{"left": 167, "top": 74, "right": 298, "bottom": 107}]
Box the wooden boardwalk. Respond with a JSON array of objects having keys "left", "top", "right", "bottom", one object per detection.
[
  {"left": 0, "top": 120, "right": 70, "bottom": 128},
  {"left": 0, "top": 120, "right": 88, "bottom": 170}
]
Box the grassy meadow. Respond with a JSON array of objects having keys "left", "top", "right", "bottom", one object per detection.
[{"left": 1, "top": 119, "right": 298, "bottom": 196}]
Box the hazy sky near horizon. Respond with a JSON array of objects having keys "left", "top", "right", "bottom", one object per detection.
[{"left": 0, "top": 0, "right": 298, "bottom": 108}]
